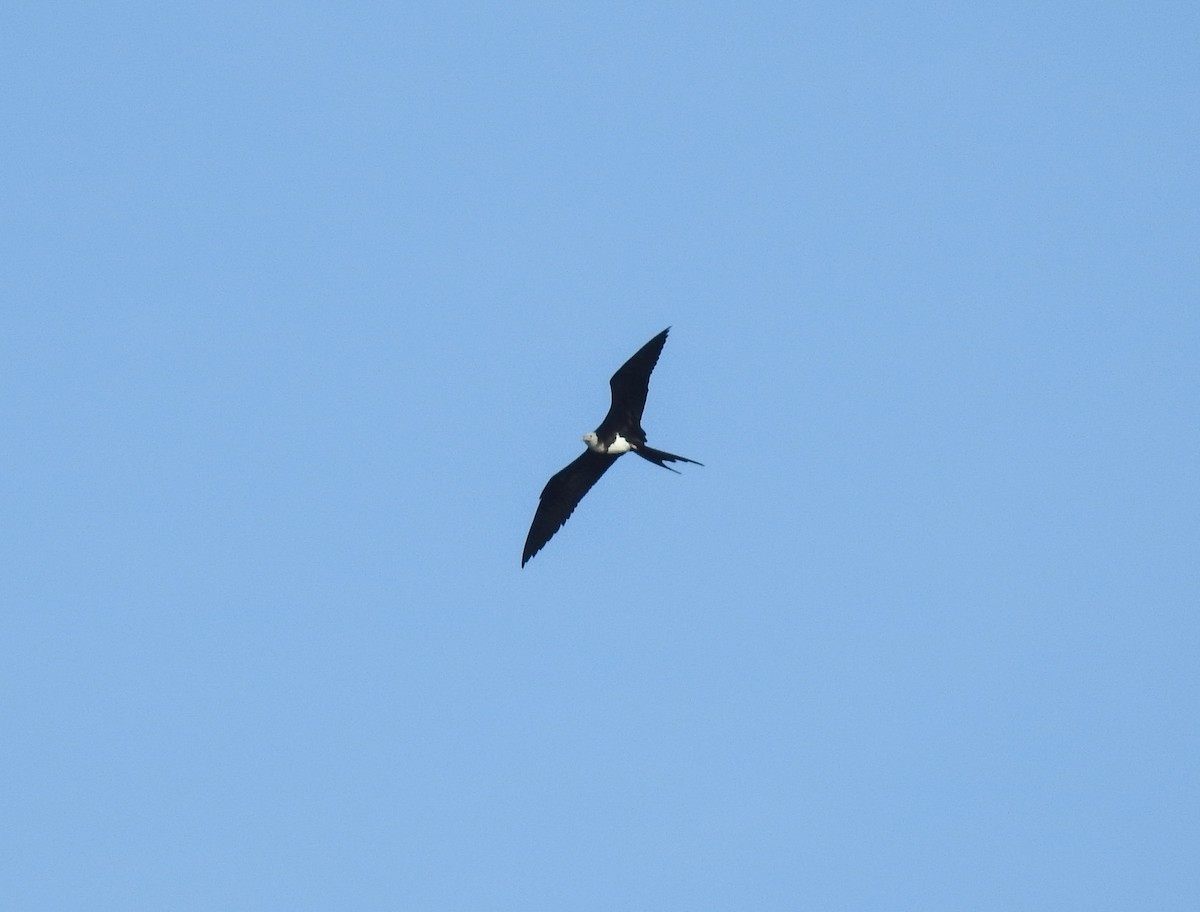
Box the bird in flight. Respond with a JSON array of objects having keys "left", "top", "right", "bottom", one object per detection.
[{"left": 522, "top": 327, "right": 702, "bottom": 567}]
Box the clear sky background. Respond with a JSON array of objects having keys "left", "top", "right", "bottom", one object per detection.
[{"left": 3, "top": 3, "right": 1198, "bottom": 909}]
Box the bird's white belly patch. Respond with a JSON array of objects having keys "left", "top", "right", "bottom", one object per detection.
[{"left": 607, "top": 434, "right": 633, "bottom": 454}]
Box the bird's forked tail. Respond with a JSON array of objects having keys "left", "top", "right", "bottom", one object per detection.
[{"left": 633, "top": 444, "right": 703, "bottom": 474}]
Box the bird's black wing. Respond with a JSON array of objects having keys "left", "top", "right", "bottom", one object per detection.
[
  {"left": 598, "top": 327, "right": 670, "bottom": 437},
  {"left": 522, "top": 449, "right": 619, "bottom": 566}
]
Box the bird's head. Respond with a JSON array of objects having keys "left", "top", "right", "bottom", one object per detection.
[{"left": 581, "top": 432, "right": 601, "bottom": 452}]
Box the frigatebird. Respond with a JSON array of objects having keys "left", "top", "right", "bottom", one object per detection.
[{"left": 522, "top": 327, "right": 702, "bottom": 567}]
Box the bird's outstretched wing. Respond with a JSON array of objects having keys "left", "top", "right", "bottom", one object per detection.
[
  {"left": 598, "top": 327, "right": 669, "bottom": 437},
  {"left": 522, "top": 449, "right": 619, "bottom": 566}
]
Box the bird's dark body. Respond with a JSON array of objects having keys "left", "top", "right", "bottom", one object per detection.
[{"left": 521, "top": 328, "right": 701, "bottom": 567}]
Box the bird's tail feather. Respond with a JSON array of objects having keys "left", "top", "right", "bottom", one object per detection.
[{"left": 634, "top": 445, "right": 703, "bottom": 474}]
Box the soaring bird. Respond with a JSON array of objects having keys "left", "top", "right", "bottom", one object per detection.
[{"left": 522, "top": 327, "right": 702, "bottom": 567}]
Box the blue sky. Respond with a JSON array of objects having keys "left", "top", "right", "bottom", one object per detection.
[{"left": 3, "top": 2, "right": 1198, "bottom": 909}]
